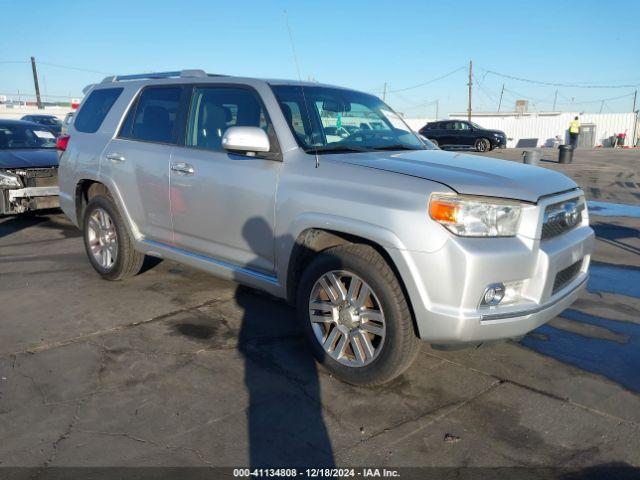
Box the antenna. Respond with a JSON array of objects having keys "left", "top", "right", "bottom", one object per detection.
[{"left": 284, "top": 10, "right": 320, "bottom": 168}]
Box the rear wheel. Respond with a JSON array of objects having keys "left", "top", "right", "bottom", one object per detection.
[
  {"left": 297, "top": 244, "right": 420, "bottom": 386},
  {"left": 475, "top": 138, "right": 491, "bottom": 152},
  {"left": 83, "top": 195, "right": 144, "bottom": 280}
]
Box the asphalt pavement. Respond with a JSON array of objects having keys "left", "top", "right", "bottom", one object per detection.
[{"left": 0, "top": 148, "right": 639, "bottom": 474}]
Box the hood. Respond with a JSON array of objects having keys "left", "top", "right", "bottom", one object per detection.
[
  {"left": 485, "top": 129, "right": 505, "bottom": 136},
  {"left": 332, "top": 150, "right": 577, "bottom": 203},
  {"left": 0, "top": 149, "right": 59, "bottom": 169}
]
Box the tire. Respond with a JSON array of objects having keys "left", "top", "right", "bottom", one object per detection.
[
  {"left": 297, "top": 244, "right": 421, "bottom": 386},
  {"left": 428, "top": 138, "right": 439, "bottom": 147},
  {"left": 475, "top": 138, "right": 491, "bottom": 152},
  {"left": 83, "top": 195, "right": 145, "bottom": 281}
]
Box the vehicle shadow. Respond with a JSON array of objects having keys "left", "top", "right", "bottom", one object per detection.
[
  {"left": 235, "top": 217, "right": 336, "bottom": 468},
  {"left": 0, "top": 210, "right": 81, "bottom": 242},
  {"left": 560, "top": 462, "right": 639, "bottom": 480},
  {"left": 591, "top": 220, "right": 640, "bottom": 256},
  {"left": 0, "top": 213, "right": 48, "bottom": 239}
]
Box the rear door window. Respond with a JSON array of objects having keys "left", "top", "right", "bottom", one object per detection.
[
  {"left": 74, "top": 88, "right": 123, "bottom": 133},
  {"left": 119, "top": 86, "right": 183, "bottom": 144}
]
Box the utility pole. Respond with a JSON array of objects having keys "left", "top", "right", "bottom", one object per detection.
[
  {"left": 467, "top": 60, "right": 473, "bottom": 122},
  {"left": 435, "top": 99, "right": 439, "bottom": 120},
  {"left": 497, "top": 84, "right": 504, "bottom": 112},
  {"left": 599, "top": 100, "right": 605, "bottom": 114},
  {"left": 30, "top": 56, "right": 43, "bottom": 109},
  {"left": 633, "top": 90, "right": 638, "bottom": 147},
  {"left": 382, "top": 82, "right": 387, "bottom": 102},
  {"left": 552, "top": 90, "right": 558, "bottom": 111}
]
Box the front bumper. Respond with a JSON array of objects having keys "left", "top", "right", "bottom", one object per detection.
[
  {"left": 492, "top": 137, "right": 507, "bottom": 148},
  {"left": 390, "top": 192, "right": 594, "bottom": 344},
  {"left": 0, "top": 168, "right": 60, "bottom": 215},
  {"left": 1, "top": 186, "right": 60, "bottom": 214}
]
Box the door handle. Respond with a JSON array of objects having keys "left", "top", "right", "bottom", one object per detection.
[
  {"left": 106, "top": 152, "right": 126, "bottom": 163},
  {"left": 171, "top": 162, "right": 195, "bottom": 175}
]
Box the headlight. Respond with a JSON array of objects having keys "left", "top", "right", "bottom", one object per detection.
[
  {"left": 429, "top": 194, "right": 524, "bottom": 237},
  {"left": 0, "top": 171, "right": 22, "bottom": 188}
]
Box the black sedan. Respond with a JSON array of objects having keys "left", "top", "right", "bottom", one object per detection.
[
  {"left": 419, "top": 120, "right": 507, "bottom": 152},
  {"left": 0, "top": 119, "right": 60, "bottom": 215},
  {"left": 21, "top": 114, "right": 62, "bottom": 136}
]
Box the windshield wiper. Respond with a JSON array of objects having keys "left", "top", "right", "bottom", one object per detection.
[
  {"left": 370, "top": 145, "right": 424, "bottom": 151},
  {"left": 310, "top": 145, "right": 371, "bottom": 154}
]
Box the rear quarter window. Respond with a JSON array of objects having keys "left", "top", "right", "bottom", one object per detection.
[{"left": 74, "top": 88, "right": 123, "bottom": 133}]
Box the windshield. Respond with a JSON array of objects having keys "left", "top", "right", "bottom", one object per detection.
[
  {"left": 0, "top": 124, "right": 57, "bottom": 149},
  {"left": 34, "top": 116, "right": 62, "bottom": 126},
  {"left": 271, "top": 85, "right": 425, "bottom": 153}
]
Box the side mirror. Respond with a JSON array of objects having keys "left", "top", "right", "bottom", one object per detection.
[{"left": 222, "top": 126, "right": 270, "bottom": 154}]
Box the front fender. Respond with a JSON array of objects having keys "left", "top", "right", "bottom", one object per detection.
[{"left": 275, "top": 212, "right": 409, "bottom": 300}]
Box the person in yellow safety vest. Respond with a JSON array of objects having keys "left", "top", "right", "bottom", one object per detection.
[{"left": 569, "top": 116, "right": 580, "bottom": 149}]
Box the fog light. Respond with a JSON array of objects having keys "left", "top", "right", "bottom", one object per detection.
[
  {"left": 482, "top": 283, "right": 505, "bottom": 306},
  {"left": 480, "top": 280, "right": 525, "bottom": 307}
]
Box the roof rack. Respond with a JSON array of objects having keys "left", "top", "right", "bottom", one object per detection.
[{"left": 101, "top": 69, "right": 209, "bottom": 83}]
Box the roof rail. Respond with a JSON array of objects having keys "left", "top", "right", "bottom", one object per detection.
[{"left": 101, "top": 69, "right": 208, "bottom": 83}]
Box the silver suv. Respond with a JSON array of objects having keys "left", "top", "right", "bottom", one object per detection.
[{"left": 58, "top": 70, "right": 594, "bottom": 385}]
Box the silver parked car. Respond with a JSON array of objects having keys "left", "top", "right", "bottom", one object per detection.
[
  {"left": 58, "top": 70, "right": 594, "bottom": 385},
  {"left": 61, "top": 112, "right": 74, "bottom": 136}
]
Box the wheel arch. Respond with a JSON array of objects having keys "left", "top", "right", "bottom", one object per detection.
[
  {"left": 75, "top": 179, "right": 110, "bottom": 228},
  {"left": 284, "top": 227, "right": 420, "bottom": 338},
  {"left": 74, "top": 179, "right": 138, "bottom": 240}
]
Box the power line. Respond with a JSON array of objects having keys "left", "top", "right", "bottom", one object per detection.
[
  {"left": 38, "top": 62, "right": 113, "bottom": 76},
  {"left": 504, "top": 87, "right": 635, "bottom": 106},
  {"left": 0, "top": 59, "right": 112, "bottom": 75},
  {"left": 480, "top": 67, "right": 640, "bottom": 89},
  {"left": 557, "top": 91, "right": 635, "bottom": 105},
  {"left": 387, "top": 66, "right": 466, "bottom": 93},
  {"left": 473, "top": 73, "right": 498, "bottom": 105}
]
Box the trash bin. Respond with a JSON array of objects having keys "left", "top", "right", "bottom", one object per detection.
[
  {"left": 558, "top": 144, "right": 574, "bottom": 164},
  {"left": 522, "top": 150, "right": 541, "bottom": 165}
]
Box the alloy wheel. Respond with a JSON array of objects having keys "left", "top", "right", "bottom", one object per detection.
[
  {"left": 308, "top": 270, "right": 386, "bottom": 367},
  {"left": 86, "top": 207, "right": 118, "bottom": 269}
]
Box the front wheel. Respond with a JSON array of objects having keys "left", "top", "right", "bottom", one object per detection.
[
  {"left": 475, "top": 138, "right": 491, "bottom": 152},
  {"left": 297, "top": 244, "right": 421, "bottom": 386},
  {"left": 83, "top": 195, "right": 145, "bottom": 281}
]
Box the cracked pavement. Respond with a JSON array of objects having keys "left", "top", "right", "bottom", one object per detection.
[{"left": 1, "top": 149, "right": 639, "bottom": 470}]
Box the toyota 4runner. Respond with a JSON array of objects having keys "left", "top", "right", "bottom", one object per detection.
[{"left": 58, "top": 70, "right": 594, "bottom": 385}]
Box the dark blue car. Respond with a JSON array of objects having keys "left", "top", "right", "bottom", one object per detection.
[
  {"left": 21, "top": 114, "right": 63, "bottom": 136},
  {"left": 0, "top": 119, "right": 59, "bottom": 215}
]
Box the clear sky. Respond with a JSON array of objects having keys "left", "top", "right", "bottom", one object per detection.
[{"left": 1, "top": 0, "right": 639, "bottom": 117}]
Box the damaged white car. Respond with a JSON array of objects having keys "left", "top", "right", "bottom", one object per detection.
[{"left": 0, "top": 119, "right": 60, "bottom": 215}]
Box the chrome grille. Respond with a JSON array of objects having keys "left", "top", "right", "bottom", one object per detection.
[
  {"left": 542, "top": 197, "right": 584, "bottom": 239},
  {"left": 552, "top": 260, "right": 582, "bottom": 294}
]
